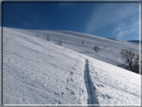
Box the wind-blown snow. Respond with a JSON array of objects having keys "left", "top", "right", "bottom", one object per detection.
[{"left": 3, "top": 27, "right": 141, "bottom": 106}]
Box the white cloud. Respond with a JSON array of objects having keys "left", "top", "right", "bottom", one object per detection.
[
  {"left": 85, "top": 3, "right": 139, "bottom": 34},
  {"left": 113, "top": 21, "right": 139, "bottom": 40}
]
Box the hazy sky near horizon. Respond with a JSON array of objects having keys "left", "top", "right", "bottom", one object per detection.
[{"left": 3, "top": 2, "right": 139, "bottom": 41}]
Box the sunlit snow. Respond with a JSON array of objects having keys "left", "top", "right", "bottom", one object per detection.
[{"left": 3, "top": 27, "right": 141, "bottom": 106}]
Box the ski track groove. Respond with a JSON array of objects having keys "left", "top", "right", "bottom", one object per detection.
[{"left": 84, "top": 59, "right": 99, "bottom": 105}]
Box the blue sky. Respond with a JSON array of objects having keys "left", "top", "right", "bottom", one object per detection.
[{"left": 3, "top": 2, "right": 139, "bottom": 41}]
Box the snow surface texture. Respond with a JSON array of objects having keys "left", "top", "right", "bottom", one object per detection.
[
  {"left": 29, "top": 29, "right": 139, "bottom": 67},
  {"left": 3, "top": 27, "right": 141, "bottom": 106}
]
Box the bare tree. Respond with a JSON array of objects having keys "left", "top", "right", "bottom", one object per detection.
[
  {"left": 58, "top": 41, "right": 62, "bottom": 46},
  {"left": 120, "top": 49, "right": 140, "bottom": 73},
  {"left": 55, "top": 41, "right": 62, "bottom": 46},
  {"left": 93, "top": 45, "right": 100, "bottom": 53},
  {"left": 82, "top": 41, "right": 84, "bottom": 44},
  {"left": 47, "top": 34, "right": 49, "bottom": 41},
  {"left": 133, "top": 54, "right": 140, "bottom": 73}
]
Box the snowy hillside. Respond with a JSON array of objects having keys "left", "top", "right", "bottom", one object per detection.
[
  {"left": 3, "top": 27, "right": 141, "bottom": 106},
  {"left": 7, "top": 28, "right": 139, "bottom": 69}
]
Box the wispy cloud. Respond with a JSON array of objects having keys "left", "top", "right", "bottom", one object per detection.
[
  {"left": 85, "top": 3, "right": 139, "bottom": 38},
  {"left": 113, "top": 21, "right": 139, "bottom": 40}
]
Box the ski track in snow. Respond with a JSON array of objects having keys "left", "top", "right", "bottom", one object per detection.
[
  {"left": 84, "top": 59, "right": 99, "bottom": 104},
  {"left": 3, "top": 27, "right": 141, "bottom": 105}
]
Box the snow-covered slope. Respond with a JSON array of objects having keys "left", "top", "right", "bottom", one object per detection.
[
  {"left": 3, "top": 27, "right": 141, "bottom": 106},
  {"left": 11, "top": 28, "right": 139, "bottom": 67}
]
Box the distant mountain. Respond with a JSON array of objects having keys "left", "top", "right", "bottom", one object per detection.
[{"left": 128, "top": 40, "right": 140, "bottom": 44}]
